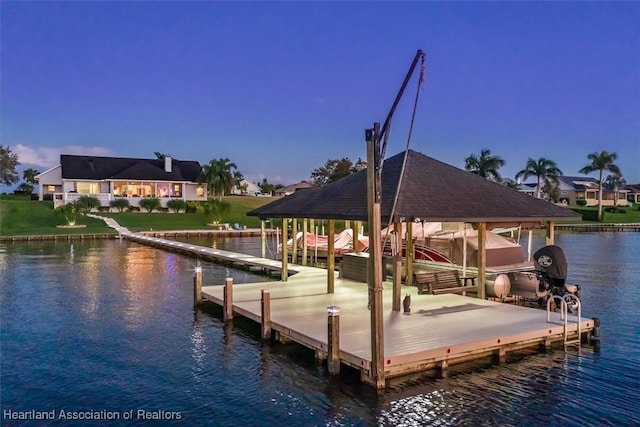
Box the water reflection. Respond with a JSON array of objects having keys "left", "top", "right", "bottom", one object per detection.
[{"left": 1, "top": 234, "right": 638, "bottom": 425}]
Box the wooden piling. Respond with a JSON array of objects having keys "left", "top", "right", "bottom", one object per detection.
[
  {"left": 591, "top": 317, "right": 601, "bottom": 352},
  {"left": 193, "top": 267, "right": 202, "bottom": 306},
  {"left": 328, "top": 219, "right": 335, "bottom": 293},
  {"left": 327, "top": 309, "right": 340, "bottom": 375},
  {"left": 223, "top": 277, "right": 233, "bottom": 322},
  {"left": 261, "top": 290, "right": 271, "bottom": 340},
  {"left": 546, "top": 221, "right": 555, "bottom": 245},
  {"left": 477, "top": 222, "right": 487, "bottom": 300},
  {"left": 392, "top": 220, "right": 402, "bottom": 312},
  {"left": 281, "top": 219, "right": 288, "bottom": 282}
]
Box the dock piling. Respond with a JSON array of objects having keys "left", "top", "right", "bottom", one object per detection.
[
  {"left": 327, "top": 305, "right": 340, "bottom": 375},
  {"left": 193, "top": 266, "right": 203, "bottom": 306},
  {"left": 591, "top": 317, "right": 601, "bottom": 352},
  {"left": 261, "top": 290, "right": 271, "bottom": 340},
  {"left": 223, "top": 278, "right": 234, "bottom": 322}
]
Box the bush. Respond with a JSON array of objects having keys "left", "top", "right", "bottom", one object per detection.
[
  {"left": 139, "top": 197, "right": 161, "bottom": 213},
  {"left": 76, "top": 196, "right": 101, "bottom": 213},
  {"left": 166, "top": 199, "right": 187, "bottom": 213},
  {"left": 110, "top": 198, "right": 130, "bottom": 213},
  {"left": 604, "top": 206, "right": 626, "bottom": 214},
  {"left": 569, "top": 207, "right": 598, "bottom": 221},
  {"left": 186, "top": 201, "right": 200, "bottom": 213},
  {"left": 576, "top": 198, "right": 587, "bottom": 207},
  {"left": 128, "top": 206, "right": 141, "bottom": 212}
]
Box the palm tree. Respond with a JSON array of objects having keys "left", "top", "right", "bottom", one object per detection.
[
  {"left": 464, "top": 149, "right": 505, "bottom": 182},
  {"left": 579, "top": 151, "right": 621, "bottom": 221},
  {"left": 200, "top": 158, "right": 237, "bottom": 200},
  {"left": 21, "top": 168, "right": 40, "bottom": 194},
  {"left": 515, "top": 158, "right": 563, "bottom": 199},
  {"left": 603, "top": 173, "right": 626, "bottom": 208}
]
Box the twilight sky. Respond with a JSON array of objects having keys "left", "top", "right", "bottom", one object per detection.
[{"left": 2, "top": 1, "right": 639, "bottom": 186}]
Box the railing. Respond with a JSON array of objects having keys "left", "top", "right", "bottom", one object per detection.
[
  {"left": 547, "top": 294, "right": 582, "bottom": 347},
  {"left": 53, "top": 193, "right": 112, "bottom": 208}
]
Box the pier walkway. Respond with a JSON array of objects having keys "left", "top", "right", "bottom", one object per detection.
[
  {"left": 90, "top": 214, "right": 596, "bottom": 386},
  {"left": 86, "top": 214, "right": 309, "bottom": 274}
]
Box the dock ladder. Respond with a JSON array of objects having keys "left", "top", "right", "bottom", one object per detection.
[{"left": 547, "top": 295, "right": 582, "bottom": 347}]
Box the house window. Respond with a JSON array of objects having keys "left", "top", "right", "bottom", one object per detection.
[
  {"left": 113, "top": 181, "right": 128, "bottom": 197},
  {"left": 77, "top": 182, "right": 100, "bottom": 194},
  {"left": 196, "top": 185, "right": 205, "bottom": 198},
  {"left": 157, "top": 183, "right": 170, "bottom": 198},
  {"left": 172, "top": 184, "right": 182, "bottom": 197},
  {"left": 48, "top": 185, "right": 56, "bottom": 192}
]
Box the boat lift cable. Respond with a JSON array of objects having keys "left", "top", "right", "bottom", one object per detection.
[{"left": 378, "top": 50, "right": 425, "bottom": 252}]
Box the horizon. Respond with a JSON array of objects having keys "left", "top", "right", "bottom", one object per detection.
[{"left": 2, "top": 2, "right": 639, "bottom": 189}]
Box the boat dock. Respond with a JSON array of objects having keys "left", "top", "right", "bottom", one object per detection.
[
  {"left": 201, "top": 268, "right": 595, "bottom": 385},
  {"left": 82, "top": 215, "right": 597, "bottom": 386}
]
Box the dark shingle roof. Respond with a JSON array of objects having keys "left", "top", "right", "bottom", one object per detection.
[
  {"left": 248, "top": 149, "right": 580, "bottom": 224},
  {"left": 60, "top": 155, "right": 201, "bottom": 182}
]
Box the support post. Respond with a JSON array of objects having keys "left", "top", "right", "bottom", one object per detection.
[
  {"left": 302, "top": 218, "right": 308, "bottom": 266},
  {"left": 392, "top": 220, "right": 402, "bottom": 312},
  {"left": 591, "top": 317, "right": 601, "bottom": 352},
  {"left": 261, "top": 290, "right": 271, "bottom": 340},
  {"left": 546, "top": 221, "right": 555, "bottom": 245},
  {"left": 291, "top": 218, "right": 298, "bottom": 263},
  {"left": 366, "top": 123, "right": 385, "bottom": 389},
  {"left": 310, "top": 219, "right": 316, "bottom": 264},
  {"left": 405, "top": 221, "right": 414, "bottom": 287},
  {"left": 223, "top": 277, "right": 233, "bottom": 322},
  {"left": 193, "top": 266, "right": 202, "bottom": 307},
  {"left": 353, "top": 220, "right": 361, "bottom": 252},
  {"left": 260, "top": 220, "right": 266, "bottom": 259},
  {"left": 327, "top": 219, "right": 335, "bottom": 293},
  {"left": 281, "top": 218, "right": 288, "bottom": 282},
  {"left": 477, "top": 222, "right": 487, "bottom": 300},
  {"left": 327, "top": 307, "right": 340, "bottom": 375}
]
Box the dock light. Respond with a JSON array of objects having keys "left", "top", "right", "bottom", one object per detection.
[
  {"left": 327, "top": 305, "right": 340, "bottom": 316},
  {"left": 195, "top": 266, "right": 202, "bottom": 273}
]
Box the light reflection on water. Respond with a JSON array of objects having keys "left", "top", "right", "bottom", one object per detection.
[{"left": 0, "top": 233, "right": 639, "bottom": 426}]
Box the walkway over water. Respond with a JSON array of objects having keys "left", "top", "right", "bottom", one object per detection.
[{"left": 90, "top": 214, "right": 596, "bottom": 386}]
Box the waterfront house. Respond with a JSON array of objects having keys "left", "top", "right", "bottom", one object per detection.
[
  {"left": 275, "top": 181, "right": 314, "bottom": 197},
  {"left": 231, "top": 179, "right": 263, "bottom": 196},
  {"left": 625, "top": 184, "right": 640, "bottom": 205},
  {"left": 35, "top": 154, "right": 206, "bottom": 208},
  {"left": 518, "top": 176, "right": 629, "bottom": 206}
]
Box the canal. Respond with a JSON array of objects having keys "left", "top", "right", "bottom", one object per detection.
[{"left": 1, "top": 232, "right": 638, "bottom": 425}]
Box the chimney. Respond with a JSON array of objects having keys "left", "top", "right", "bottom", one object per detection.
[{"left": 164, "top": 155, "right": 172, "bottom": 173}]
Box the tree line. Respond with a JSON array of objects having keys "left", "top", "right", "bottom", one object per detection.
[
  {"left": 0, "top": 145, "right": 629, "bottom": 222},
  {"left": 463, "top": 148, "right": 624, "bottom": 221}
]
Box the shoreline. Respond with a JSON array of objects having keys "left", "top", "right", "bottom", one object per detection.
[{"left": 0, "top": 228, "right": 275, "bottom": 242}]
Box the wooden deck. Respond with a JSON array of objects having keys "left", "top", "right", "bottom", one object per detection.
[
  {"left": 83, "top": 215, "right": 597, "bottom": 386},
  {"left": 202, "top": 267, "right": 595, "bottom": 383}
]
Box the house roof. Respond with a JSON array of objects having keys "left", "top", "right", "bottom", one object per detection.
[
  {"left": 60, "top": 155, "right": 201, "bottom": 182},
  {"left": 276, "top": 181, "right": 315, "bottom": 195},
  {"left": 248, "top": 149, "right": 580, "bottom": 225}
]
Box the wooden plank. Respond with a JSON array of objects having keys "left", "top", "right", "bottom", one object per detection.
[{"left": 202, "top": 274, "right": 593, "bottom": 375}]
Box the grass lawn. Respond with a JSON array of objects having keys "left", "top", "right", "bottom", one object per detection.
[
  {"left": 568, "top": 204, "right": 640, "bottom": 223},
  {"left": 3, "top": 194, "right": 639, "bottom": 237},
  {"left": 0, "top": 196, "right": 114, "bottom": 236},
  {"left": 0, "top": 195, "right": 275, "bottom": 235}
]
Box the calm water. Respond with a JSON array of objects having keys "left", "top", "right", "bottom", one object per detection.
[{"left": 1, "top": 233, "right": 639, "bottom": 426}]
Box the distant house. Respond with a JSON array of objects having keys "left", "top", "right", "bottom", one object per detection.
[
  {"left": 626, "top": 184, "right": 640, "bottom": 204},
  {"left": 231, "top": 179, "right": 263, "bottom": 196},
  {"left": 519, "top": 176, "right": 628, "bottom": 206},
  {"left": 35, "top": 154, "right": 206, "bottom": 208},
  {"left": 275, "top": 181, "right": 314, "bottom": 197}
]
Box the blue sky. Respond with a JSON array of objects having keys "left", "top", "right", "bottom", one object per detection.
[{"left": 2, "top": 1, "right": 639, "bottom": 187}]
